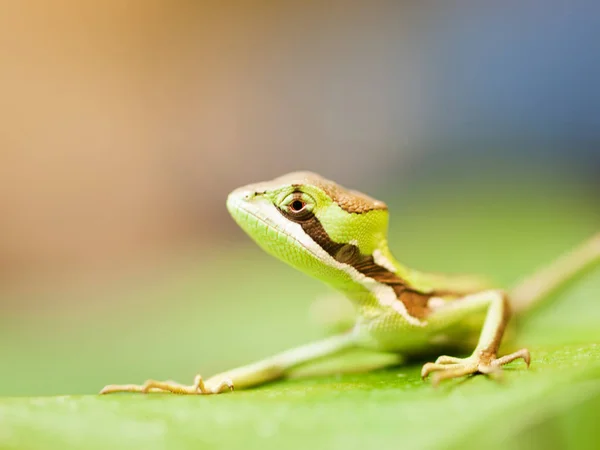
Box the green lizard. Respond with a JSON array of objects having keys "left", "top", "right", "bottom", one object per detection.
[{"left": 100, "top": 171, "right": 600, "bottom": 395}]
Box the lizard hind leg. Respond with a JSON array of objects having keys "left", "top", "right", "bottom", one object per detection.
[{"left": 421, "top": 290, "right": 530, "bottom": 386}]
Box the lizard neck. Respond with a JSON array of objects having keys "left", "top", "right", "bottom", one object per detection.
[
  {"left": 371, "top": 239, "right": 428, "bottom": 291},
  {"left": 335, "top": 239, "right": 435, "bottom": 323},
  {"left": 372, "top": 241, "right": 490, "bottom": 296}
]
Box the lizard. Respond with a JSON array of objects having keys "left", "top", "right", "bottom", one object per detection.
[{"left": 100, "top": 171, "right": 600, "bottom": 395}]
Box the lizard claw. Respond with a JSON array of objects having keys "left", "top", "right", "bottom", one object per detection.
[{"left": 421, "top": 348, "right": 530, "bottom": 386}]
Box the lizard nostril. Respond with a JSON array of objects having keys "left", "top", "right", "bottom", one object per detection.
[{"left": 232, "top": 190, "right": 253, "bottom": 201}]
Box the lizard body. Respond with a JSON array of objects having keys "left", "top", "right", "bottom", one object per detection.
[{"left": 101, "top": 171, "right": 600, "bottom": 394}]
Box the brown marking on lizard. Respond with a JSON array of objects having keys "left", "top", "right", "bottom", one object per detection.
[
  {"left": 280, "top": 203, "right": 440, "bottom": 320},
  {"left": 285, "top": 171, "right": 387, "bottom": 214}
]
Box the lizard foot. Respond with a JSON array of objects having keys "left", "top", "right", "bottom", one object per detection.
[
  {"left": 99, "top": 374, "right": 234, "bottom": 395},
  {"left": 421, "top": 348, "right": 530, "bottom": 386}
]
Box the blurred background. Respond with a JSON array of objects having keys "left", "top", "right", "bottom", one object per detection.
[{"left": 0, "top": 1, "right": 599, "bottom": 397}]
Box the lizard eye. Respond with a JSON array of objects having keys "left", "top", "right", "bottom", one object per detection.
[
  {"left": 289, "top": 200, "right": 305, "bottom": 212},
  {"left": 280, "top": 192, "right": 315, "bottom": 220}
]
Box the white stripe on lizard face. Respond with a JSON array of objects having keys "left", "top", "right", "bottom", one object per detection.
[{"left": 231, "top": 196, "right": 424, "bottom": 327}]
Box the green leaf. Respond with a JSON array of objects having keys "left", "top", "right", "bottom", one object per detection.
[{"left": 1, "top": 344, "right": 599, "bottom": 450}]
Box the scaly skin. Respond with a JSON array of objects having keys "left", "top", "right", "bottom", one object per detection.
[{"left": 100, "top": 172, "right": 600, "bottom": 395}]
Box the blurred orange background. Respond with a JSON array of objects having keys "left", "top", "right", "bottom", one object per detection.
[{"left": 0, "top": 1, "right": 430, "bottom": 292}]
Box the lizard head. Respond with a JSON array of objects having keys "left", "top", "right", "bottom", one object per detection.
[{"left": 226, "top": 171, "right": 390, "bottom": 289}]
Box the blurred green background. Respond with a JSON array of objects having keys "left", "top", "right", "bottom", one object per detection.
[{"left": 0, "top": 1, "right": 599, "bottom": 449}]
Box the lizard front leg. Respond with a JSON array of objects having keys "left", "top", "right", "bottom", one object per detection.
[
  {"left": 100, "top": 332, "right": 359, "bottom": 395},
  {"left": 421, "top": 290, "right": 530, "bottom": 385}
]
